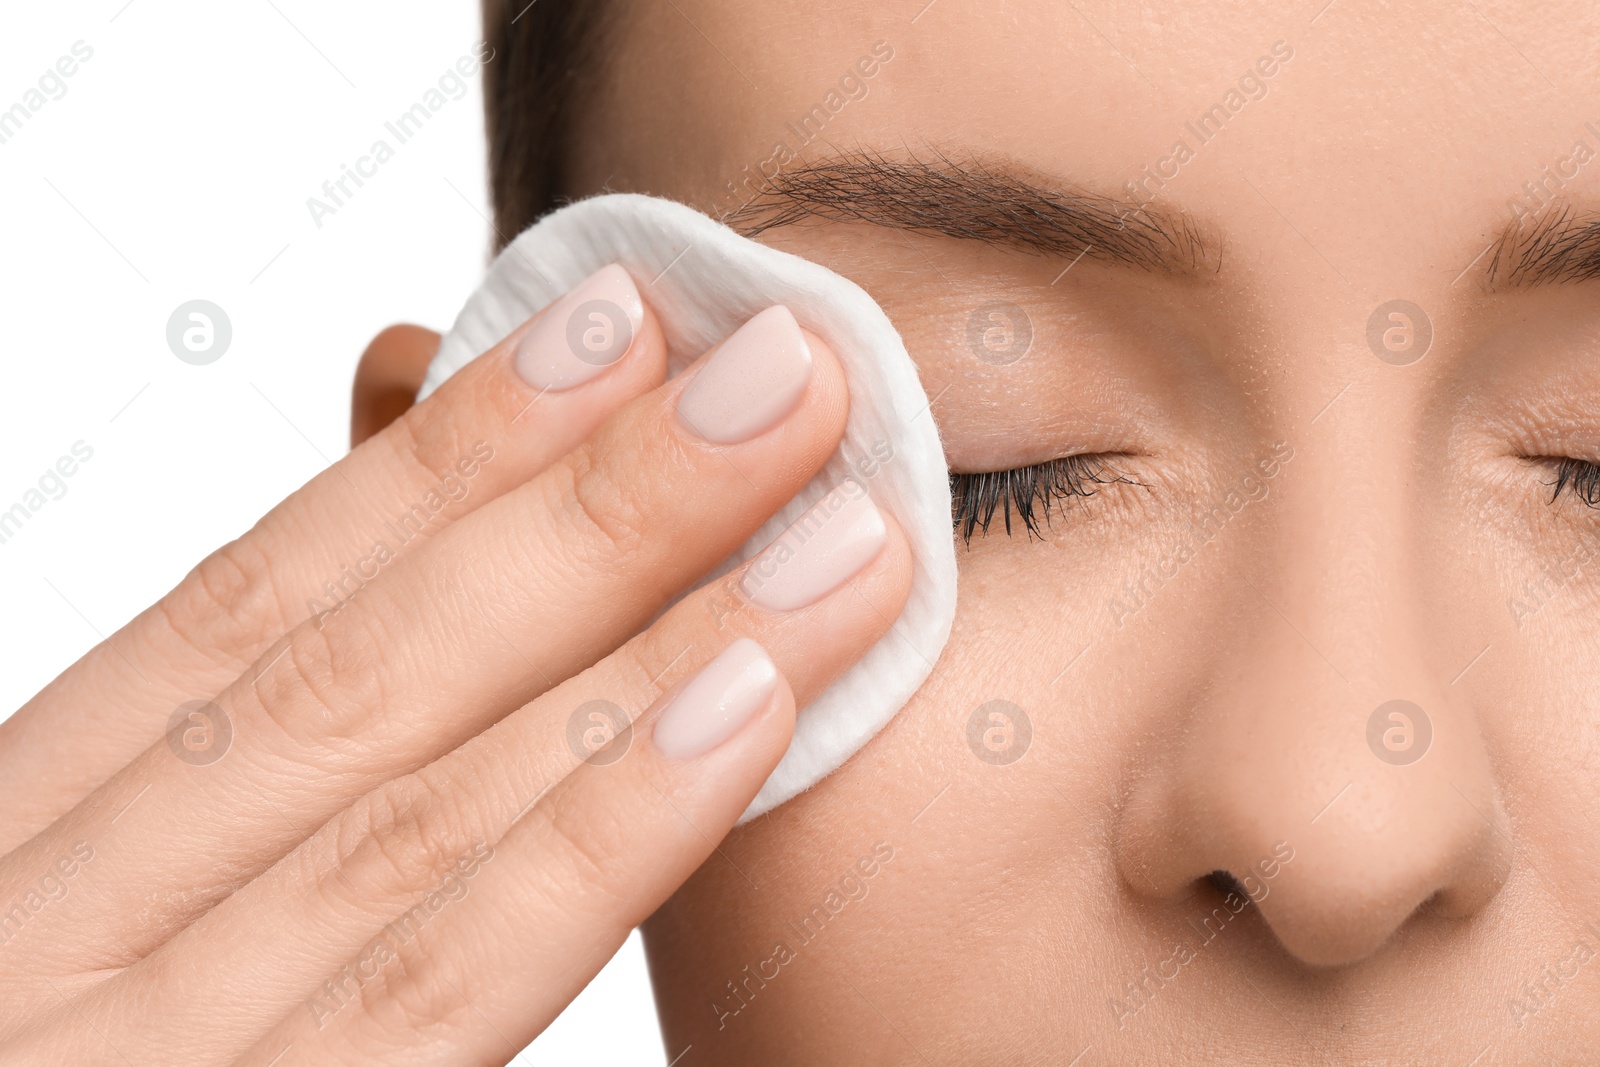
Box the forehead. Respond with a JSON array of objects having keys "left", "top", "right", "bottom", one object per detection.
[{"left": 584, "top": 0, "right": 1600, "bottom": 288}]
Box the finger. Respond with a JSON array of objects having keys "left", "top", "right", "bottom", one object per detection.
[
  {"left": 12, "top": 667, "right": 791, "bottom": 1067},
  {"left": 268, "top": 654, "right": 792, "bottom": 1066},
  {"left": 53, "top": 494, "right": 910, "bottom": 1066},
  {"left": 351, "top": 323, "right": 441, "bottom": 447},
  {"left": 0, "top": 265, "right": 663, "bottom": 850},
  {"left": 299, "top": 505, "right": 911, "bottom": 1065},
  {"left": 2, "top": 306, "right": 847, "bottom": 963}
]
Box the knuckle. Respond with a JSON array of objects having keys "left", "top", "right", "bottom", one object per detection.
[
  {"left": 618, "top": 627, "right": 693, "bottom": 705},
  {"left": 335, "top": 774, "right": 477, "bottom": 904},
  {"left": 364, "top": 947, "right": 479, "bottom": 1042},
  {"left": 549, "top": 444, "right": 658, "bottom": 561},
  {"left": 525, "top": 781, "right": 639, "bottom": 918},
  {"left": 160, "top": 536, "right": 292, "bottom": 668},
  {"left": 384, "top": 409, "right": 478, "bottom": 516},
  {"left": 253, "top": 605, "right": 394, "bottom": 745}
]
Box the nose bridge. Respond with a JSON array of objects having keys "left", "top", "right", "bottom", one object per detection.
[
  {"left": 1268, "top": 434, "right": 1435, "bottom": 702},
  {"left": 1117, "top": 439, "right": 1512, "bottom": 968}
]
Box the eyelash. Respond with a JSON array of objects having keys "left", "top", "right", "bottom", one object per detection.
[
  {"left": 951, "top": 454, "right": 1600, "bottom": 544},
  {"left": 1548, "top": 457, "right": 1600, "bottom": 508},
  {"left": 950, "top": 454, "right": 1130, "bottom": 544}
]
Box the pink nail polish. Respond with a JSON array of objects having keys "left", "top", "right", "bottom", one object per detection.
[
  {"left": 675, "top": 305, "right": 812, "bottom": 443},
  {"left": 739, "top": 483, "right": 887, "bottom": 611},
  {"left": 515, "top": 264, "right": 644, "bottom": 391},
  {"left": 652, "top": 639, "right": 780, "bottom": 760}
]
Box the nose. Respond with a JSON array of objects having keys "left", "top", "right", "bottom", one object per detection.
[{"left": 1113, "top": 446, "right": 1512, "bottom": 968}]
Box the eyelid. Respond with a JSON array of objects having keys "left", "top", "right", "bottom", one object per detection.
[
  {"left": 1545, "top": 456, "right": 1600, "bottom": 508},
  {"left": 949, "top": 453, "right": 1133, "bottom": 544}
]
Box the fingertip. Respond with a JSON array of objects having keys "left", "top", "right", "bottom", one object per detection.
[
  {"left": 870, "top": 505, "right": 917, "bottom": 614},
  {"left": 795, "top": 324, "right": 851, "bottom": 440}
]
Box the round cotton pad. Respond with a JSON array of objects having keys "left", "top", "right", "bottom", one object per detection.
[{"left": 418, "top": 193, "right": 957, "bottom": 821}]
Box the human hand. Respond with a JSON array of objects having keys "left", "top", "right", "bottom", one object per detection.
[{"left": 0, "top": 265, "right": 911, "bottom": 1063}]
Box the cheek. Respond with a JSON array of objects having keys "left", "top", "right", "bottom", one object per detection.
[
  {"left": 1422, "top": 464, "right": 1600, "bottom": 878},
  {"left": 877, "top": 508, "right": 1202, "bottom": 818}
]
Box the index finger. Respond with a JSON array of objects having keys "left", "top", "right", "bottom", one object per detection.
[{"left": 0, "top": 266, "right": 665, "bottom": 849}]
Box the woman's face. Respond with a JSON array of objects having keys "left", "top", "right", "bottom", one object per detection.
[{"left": 567, "top": 1, "right": 1600, "bottom": 1059}]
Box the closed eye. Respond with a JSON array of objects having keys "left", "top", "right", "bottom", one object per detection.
[
  {"left": 1546, "top": 456, "right": 1600, "bottom": 507},
  {"left": 950, "top": 454, "right": 1135, "bottom": 544}
]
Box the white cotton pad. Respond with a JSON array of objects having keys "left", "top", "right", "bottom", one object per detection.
[{"left": 418, "top": 193, "right": 957, "bottom": 821}]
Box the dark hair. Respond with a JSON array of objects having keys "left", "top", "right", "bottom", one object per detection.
[{"left": 481, "top": 0, "right": 609, "bottom": 251}]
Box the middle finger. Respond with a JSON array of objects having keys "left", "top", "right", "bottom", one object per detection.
[{"left": 0, "top": 305, "right": 844, "bottom": 969}]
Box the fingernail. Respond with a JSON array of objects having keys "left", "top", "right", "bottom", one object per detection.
[
  {"left": 515, "top": 264, "right": 644, "bottom": 391},
  {"left": 652, "top": 638, "right": 780, "bottom": 760},
  {"left": 740, "top": 483, "right": 886, "bottom": 611},
  {"left": 675, "top": 305, "right": 812, "bottom": 443}
]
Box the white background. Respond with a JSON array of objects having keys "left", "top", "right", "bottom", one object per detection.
[{"left": 0, "top": 2, "right": 662, "bottom": 1061}]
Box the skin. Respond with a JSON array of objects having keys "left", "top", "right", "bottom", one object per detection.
[
  {"left": 550, "top": 0, "right": 1593, "bottom": 1063},
  {"left": 0, "top": 297, "right": 914, "bottom": 1061},
  {"left": 8, "top": 1, "right": 1600, "bottom": 1063}
]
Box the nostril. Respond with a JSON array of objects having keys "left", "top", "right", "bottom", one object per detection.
[
  {"left": 1114, "top": 672, "right": 1515, "bottom": 969},
  {"left": 1206, "top": 869, "right": 1246, "bottom": 900}
]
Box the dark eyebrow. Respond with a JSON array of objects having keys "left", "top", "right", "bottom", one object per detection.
[
  {"left": 721, "top": 150, "right": 1219, "bottom": 278},
  {"left": 1486, "top": 204, "right": 1600, "bottom": 289}
]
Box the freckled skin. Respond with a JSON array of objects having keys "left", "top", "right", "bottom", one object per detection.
[{"left": 567, "top": 1, "right": 1600, "bottom": 1061}]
